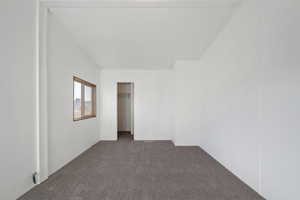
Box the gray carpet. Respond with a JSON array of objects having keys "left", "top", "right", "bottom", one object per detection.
[{"left": 19, "top": 134, "right": 264, "bottom": 200}]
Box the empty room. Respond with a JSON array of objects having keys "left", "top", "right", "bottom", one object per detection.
[{"left": 1, "top": 0, "right": 300, "bottom": 200}]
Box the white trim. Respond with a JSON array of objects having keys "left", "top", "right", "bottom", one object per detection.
[
  {"left": 38, "top": 5, "right": 49, "bottom": 183},
  {"left": 130, "top": 83, "right": 134, "bottom": 137},
  {"left": 35, "top": 0, "right": 41, "bottom": 183},
  {"left": 41, "top": 0, "right": 241, "bottom": 8}
]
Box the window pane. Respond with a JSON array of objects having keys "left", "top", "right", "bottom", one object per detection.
[
  {"left": 74, "top": 81, "right": 82, "bottom": 119},
  {"left": 85, "top": 85, "right": 92, "bottom": 115}
]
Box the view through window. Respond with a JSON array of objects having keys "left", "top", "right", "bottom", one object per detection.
[{"left": 73, "top": 77, "right": 96, "bottom": 121}]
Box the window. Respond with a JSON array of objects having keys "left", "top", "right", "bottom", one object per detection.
[{"left": 73, "top": 76, "right": 96, "bottom": 121}]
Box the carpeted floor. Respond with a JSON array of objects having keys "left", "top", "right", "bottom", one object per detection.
[{"left": 19, "top": 134, "right": 264, "bottom": 200}]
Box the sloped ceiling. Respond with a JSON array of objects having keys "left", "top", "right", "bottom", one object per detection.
[{"left": 47, "top": 1, "right": 239, "bottom": 69}]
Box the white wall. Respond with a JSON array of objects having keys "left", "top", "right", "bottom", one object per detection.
[
  {"left": 99, "top": 70, "right": 173, "bottom": 141},
  {"left": 174, "top": 0, "right": 300, "bottom": 199},
  {"left": 47, "top": 14, "right": 100, "bottom": 174},
  {"left": 174, "top": 61, "right": 206, "bottom": 146},
  {"left": 0, "top": 1, "right": 37, "bottom": 199}
]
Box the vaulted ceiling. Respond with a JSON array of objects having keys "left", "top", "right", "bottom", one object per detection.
[{"left": 47, "top": 0, "right": 240, "bottom": 69}]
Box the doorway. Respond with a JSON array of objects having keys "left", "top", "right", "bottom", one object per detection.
[{"left": 117, "top": 83, "right": 134, "bottom": 140}]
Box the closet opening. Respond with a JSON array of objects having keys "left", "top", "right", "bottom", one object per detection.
[{"left": 117, "top": 82, "right": 134, "bottom": 140}]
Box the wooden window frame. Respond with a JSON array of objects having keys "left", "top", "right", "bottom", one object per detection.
[{"left": 73, "top": 76, "right": 96, "bottom": 121}]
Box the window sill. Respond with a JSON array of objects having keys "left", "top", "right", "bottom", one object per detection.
[{"left": 73, "top": 115, "right": 96, "bottom": 121}]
